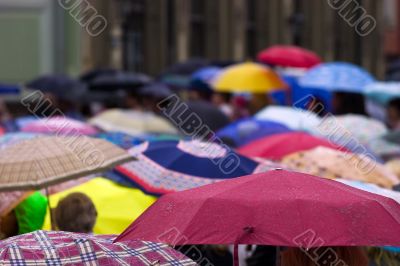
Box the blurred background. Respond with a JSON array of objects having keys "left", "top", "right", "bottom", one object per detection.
[{"left": 0, "top": 0, "right": 397, "bottom": 82}]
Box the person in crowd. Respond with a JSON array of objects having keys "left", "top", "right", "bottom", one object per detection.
[
  {"left": 212, "top": 92, "right": 234, "bottom": 119},
  {"left": 386, "top": 98, "right": 400, "bottom": 130},
  {"left": 0, "top": 192, "right": 48, "bottom": 239},
  {"left": 306, "top": 96, "right": 327, "bottom": 117},
  {"left": 368, "top": 247, "right": 400, "bottom": 266},
  {"left": 188, "top": 79, "right": 213, "bottom": 102},
  {"left": 248, "top": 93, "right": 271, "bottom": 115},
  {"left": 54, "top": 192, "right": 97, "bottom": 233},
  {"left": 26, "top": 75, "right": 86, "bottom": 120},
  {"left": 332, "top": 91, "right": 366, "bottom": 115},
  {"left": 281, "top": 246, "right": 368, "bottom": 266}
]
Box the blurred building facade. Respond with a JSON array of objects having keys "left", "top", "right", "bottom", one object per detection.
[
  {"left": 89, "top": 0, "right": 385, "bottom": 77},
  {"left": 0, "top": 0, "right": 394, "bottom": 83}
]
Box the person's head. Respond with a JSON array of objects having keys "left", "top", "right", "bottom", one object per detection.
[
  {"left": 281, "top": 246, "right": 368, "bottom": 266},
  {"left": 332, "top": 91, "right": 366, "bottom": 115},
  {"left": 212, "top": 92, "right": 232, "bottom": 106},
  {"left": 54, "top": 192, "right": 97, "bottom": 233},
  {"left": 307, "top": 96, "right": 326, "bottom": 117},
  {"left": 188, "top": 80, "right": 213, "bottom": 101},
  {"left": 125, "top": 91, "right": 142, "bottom": 110},
  {"left": 0, "top": 211, "right": 18, "bottom": 239},
  {"left": 387, "top": 98, "right": 400, "bottom": 129}
]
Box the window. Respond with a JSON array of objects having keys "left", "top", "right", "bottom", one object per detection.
[
  {"left": 246, "top": 0, "right": 257, "bottom": 58},
  {"left": 190, "top": 0, "right": 206, "bottom": 57}
]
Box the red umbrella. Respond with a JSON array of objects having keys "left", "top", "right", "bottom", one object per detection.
[
  {"left": 116, "top": 170, "right": 400, "bottom": 266},
  {"left": 257, "top": 45, "right": 321, "bottom": 69},
  {"left": 238, "top": 132, "right": 348, "bottom": 160}
]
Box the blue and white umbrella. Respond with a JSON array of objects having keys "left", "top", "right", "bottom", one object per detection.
[
  {"left": 364, "top": 81, "right": 400, "bottom": 105},
  {"left": 299, "top": 62, "right": 375, "bottom": 93}
]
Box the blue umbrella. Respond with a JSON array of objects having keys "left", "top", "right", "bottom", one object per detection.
[
  {"left": 112, "top": 140, "right": 284, "bottom": 196},
  {"left": 94, "top": 132, "right": 145, "bottom": 149},
  {"left": 364, "top": 82, "right": 400, "bottom": 105},
  {"left": 216, "top": 118, "right": 292, "bottom": 147},
  {"left": 189, "top": 66, "right": 221, "bottom": 94},
  {"left": 191, "top": 66, "right": 221, "bottom": 83},
  {"left": 0, "top": 83, "right": 20, "bottom": 95},
  {"left": 299, "top": 62, "right": 375, "bottom": 93}
]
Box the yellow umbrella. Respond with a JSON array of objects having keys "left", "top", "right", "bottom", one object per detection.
[
  {"left": 212, "top": 62, "right": 287, "bottom": 93},
  {"left": 42, "top": 178, "right": 156, "bottom": 234}
]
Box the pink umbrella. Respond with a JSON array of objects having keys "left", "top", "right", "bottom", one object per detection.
[
  {"left": 21, "top": 116, "right": 97, "bottom": 135},
  {"left": 116, "top": 169, "right": 400, "bottom": 266},
  {"left": 257, "top": 45, "right": 321, "bottom": 69},
  {"left": 238, "top": 132, "right": 348, "bottom": 160}
]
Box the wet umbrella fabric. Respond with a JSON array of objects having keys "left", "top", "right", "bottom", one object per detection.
[{"left": 116, "top": 170, "right": 400, "bottom": 266}]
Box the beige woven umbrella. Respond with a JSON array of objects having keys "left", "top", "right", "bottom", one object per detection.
[
  {"left": 89, "top": 109, "right": 178, "bottom": 136},
  {"left": 0, "top": 136, "right": 134, "bottom": 192}
]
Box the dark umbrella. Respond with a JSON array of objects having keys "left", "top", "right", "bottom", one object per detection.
[
  {"left": 79, "top": 68, "right": 117, "bottom": 83},
  {"left": 180, "top": 101, "right": 230, "bottom": 132},
  {"left": 26, "top": 74, "right": 87, "bottom": 102},
  {"left": 160, "top": 58, "right": 210, "bottom": 88},
  {"left": 138, "top": 82, "right": 172, "bottom": 98},
  {"left": 89, "top": 71, "right": 152, "bottom": 91}
]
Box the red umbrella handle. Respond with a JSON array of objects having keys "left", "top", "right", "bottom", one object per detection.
[{"left": 233, "top": 226, "right": 254, "bottom": 266}]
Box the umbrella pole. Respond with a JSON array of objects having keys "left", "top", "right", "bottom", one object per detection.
[
  {"left": 45, "top": 187, "right": 55, "bottom": 230},
  {"left": 233, "top": 243, "right": 239, "bottom": 266},
  {"left": 275, "top": 246, "right": 280, "bottom": 266}
]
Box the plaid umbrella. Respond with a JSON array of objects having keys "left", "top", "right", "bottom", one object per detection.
[
  {"left": 114, "top": 140, "right": 286, "bottom": 195},
  {"left": 21, "top": 117, "right": 97, "bottom": 136},
  {"left": 0, "top": 136, "right": 134, "bottom": 191},
  {"left": 282, "top": 146, "right": 399, "bottom": 188},
  {"left": 89, "top": 109, "right": 178, "bottom": 136},
  {"left": 0, "top": 230, "right": 195, "bottom": 265}
]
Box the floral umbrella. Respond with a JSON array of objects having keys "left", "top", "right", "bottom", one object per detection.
[{"left": 282, "top": 146, "right": 398, "bottom": 188}]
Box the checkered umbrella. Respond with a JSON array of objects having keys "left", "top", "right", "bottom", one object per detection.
[
  {"left": 113, "top": 140, "right": 286, "bottom": 195},
  {"left": 0, "top": 230, "right": 196, "bottom": 266},
  {"left": 0, "top": 136, "right": 134, "bottom": 191}
]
